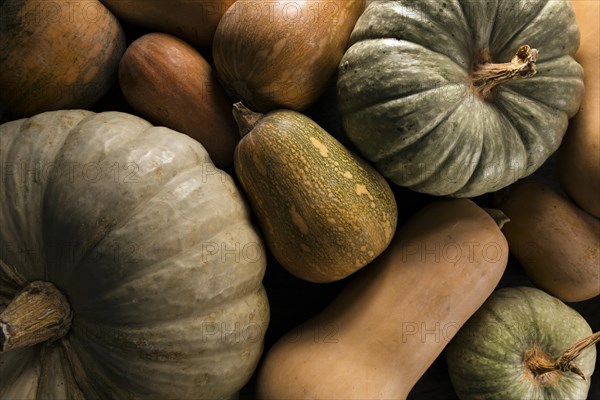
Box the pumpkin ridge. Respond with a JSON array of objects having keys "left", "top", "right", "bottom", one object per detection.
[
  {"left": 492, "top": 89, "right": 566, "bottom": 170},
  {"left": 67, "top": 290, "right": 268, "bottom": 398},
  {"left": 349, "top": 86, "right": 468, "bottom": 165},
  {"left": 85, "top": 222, "right": 265, "bottom": 320},
  {"left": 498, "top": 85, "right": 567, "bottom": 118},
  {"left": 452, "top": 106, "right": 527, "bottom": 197},
  {"left": 68, "top": 157, "right": 212, "bottom": 280},
  {"left": 37, "top": 111, "right": 151, "bottom": 282},
  {"left": 36, "top": 343, "right": 85, "bottom": 400},
  {"left": 1, "top": 121, "right": 45, "bottom": 279},
  {"left": 403, "top": 4, "right": 470, "bottom": 63},
  {"left": 0, "top": 259, "right": 27, "bottom": 291},
  {"left": 72, "top": 289, "right": 267, "bottom": 351},
  {"left": 377, "top": 95, "right": 467, "bottom": 177},
  {"left": 455, "top": 339, "right": 517, "bottom": 364},
  {"left": 4, "top": 111, "right": 92, "bottom": 281},
  {"left": 0, "top": 345, "right": 42, "bottom": 398},
  {"left": 342, "top": 82, "right": 464, "bottom": 120},
  {"left": 66, "top": 175, "right": 258, "bottom": 321},
  {"left": 484, "top": 305, "right": 525, "bottom": 345},
  {"left": 490, "top": 0, "right": 549, "bottom": 59},
  {"left": 349, "top": 1, "right": 471, "bottom": 67},
  {"left": 514, "top": 287, "right": 545, "bottom": 352},
  {"left": 458, "top": 0, "right": 498, "bottom": 52}
]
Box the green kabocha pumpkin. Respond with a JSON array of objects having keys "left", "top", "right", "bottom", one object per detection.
[
  {"left": 446, "top": 287, "right": 598, "bottom": 399},
  {"left": 0, "top": 110, "right": 269, "bottom": 399},
  {"left": 338, "top": 0, "right": 584, "bottom": 197}
]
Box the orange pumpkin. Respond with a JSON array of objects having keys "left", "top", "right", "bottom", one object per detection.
[{"left": 0, "top": 0, "right": 125, "bottom": 117}]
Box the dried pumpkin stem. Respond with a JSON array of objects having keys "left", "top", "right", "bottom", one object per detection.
[
  {"left": 471, "top": 45, "right": 539, "bottom": 99},
  {"left": 0, "top": 281, "right": 73, "bottom": 352},
  {"left": 233, "top": 102, "right": 263, "bottom": 137},
  {"left": 525, "top": 331, "right": 600, "bottom": 382}
]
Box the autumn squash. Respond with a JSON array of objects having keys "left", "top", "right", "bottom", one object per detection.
[
  {"left": 256, "top": 199, "right": 508, "bottom": 399},
  {"left": 446, "top": 287, "right": 598, "bottom": 399},
  {"left": 232, "top": 103, "right": 396, "bottom": 283},
  {"left": 496, "top": 181, "right": 600, "bottom": 302},
  {"left": 213, "top": 0, "right": 365, "bottom": 112},
  {"left": 119, "top": 33, "right": 239, "bottom": 168},
  {"left": 0, "top": 0, "right": 126, "bottom": 117},
  {"left": 100, "top": 0, "right": 236, "bottom": 46},
  {"left": 0, "top": 110, "right": 269, "bottom": 399},
  {"left": 557, "top": 0, "right": 600, "bottom": 217},
  {"left": 337, "top": 0, "right": 584, "bottom": 197}
]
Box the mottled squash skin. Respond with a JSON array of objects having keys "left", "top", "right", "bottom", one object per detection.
[
  {"left": 234, "top": 106, "right": 397, "bottom": 283},
  {"left": 0, "top": 0, "right": 126, "bottom": 117}
]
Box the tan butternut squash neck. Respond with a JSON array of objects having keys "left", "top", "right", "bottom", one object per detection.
[
  {"left": 524, "top": 331, "right": 600, "bottom": 385},
  {"left": 0, "top": 279, "right": 73, "bottom": 352},
  {"left": 471, "top": 45, "right": 539, "bottom": 99}
]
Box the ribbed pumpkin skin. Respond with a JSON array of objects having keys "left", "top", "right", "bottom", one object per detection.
[
  {"left": 0, "top": 0, "right": 126, "bottom": 117},
  {"left": 0, "top": 111, "right": 268, "bottom": 399},
  {"left": 446, "top": 287, "right": 595, "bottom": 399},
  {"left": 338, "top": 0, "right": 584, "bottom": 197},
  {"left": 234, "top": 109, "right": 397, "bottom": 283}
]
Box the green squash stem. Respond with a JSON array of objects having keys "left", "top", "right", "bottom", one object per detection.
[
  {"left": 471, "top": 45, "right": 539, "bottom": 99},
  {"left": 233, "top": 102, "right": 263, "bottom": 137},
  {"left": 0, "top": 280, "right": 73, "bottom": 352},
  {"left": 524, "top": 331, "right": 600, "bottom": 384}
]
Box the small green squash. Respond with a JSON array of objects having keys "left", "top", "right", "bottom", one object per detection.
[
  {"left": 446, "top": 287, "right": 598, "bottom": 399},
  {"left": 338, "top": 0, "right": 584, "bottom": 197},
  {"left": 0, "top": 110, "right": 269, "bottom": 399},
  {"left": 233, "top": 103, "right": 397, "bottom": 283}
]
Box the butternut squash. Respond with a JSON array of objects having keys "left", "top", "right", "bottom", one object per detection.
[
  {"left": 497, "top": 181, "right": 600, "bottom": 302},
  {"left": 256, "top": 199, "right": 508, "bottom": 399},
  {"left": 558, "top": 0, "right": 600, "bottom": 217}
]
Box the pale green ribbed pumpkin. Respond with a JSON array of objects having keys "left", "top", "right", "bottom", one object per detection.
[
  {"left": 0, "top": 110, "right": 268, "bottom": 399},
  {"left": 446, "top": 287, "right": 597, "bottom": 399},
  {"left": 338, "top": 0, "right": 584, "bottom": 197}
]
